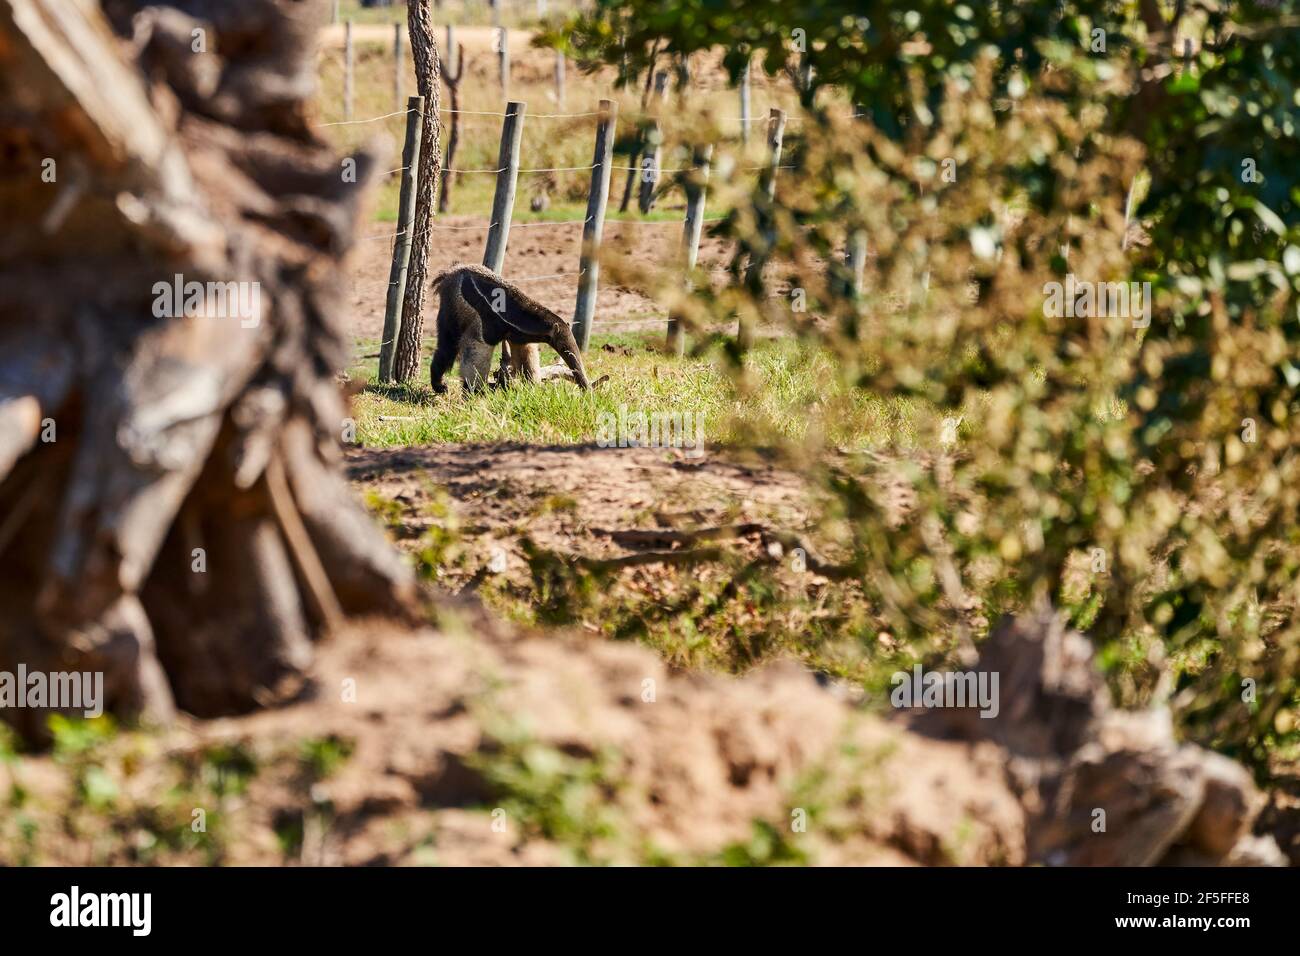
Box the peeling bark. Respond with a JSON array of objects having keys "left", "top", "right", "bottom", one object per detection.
[
  {"left": 0, "top": 0, "right": 417, "bottom": 737},
  {"left": 393, "top": 0, "right": 443, "bottom": 383}
]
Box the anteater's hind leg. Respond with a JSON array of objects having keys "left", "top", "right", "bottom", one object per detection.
[
  {"left": 459, "top": 339, "right": 494, "bottom": 394},
  {"left": 547, "top": 325, "right": 591, "bottom": 390},
  {"left": 431, "top": 275, "right": 461, "bottom": 394},
  {"left": 430, "top": 339, "right": 456, "bottom": 394}
]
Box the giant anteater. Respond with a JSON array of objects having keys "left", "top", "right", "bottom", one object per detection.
[{"left": 429, "top": 263, "right": 591, "bottom": 394}]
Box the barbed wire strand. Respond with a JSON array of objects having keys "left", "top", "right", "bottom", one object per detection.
[
  {"left": 439, "top": 107, "right": 604, "bottom": 118},
  {"left": 446, "top": 164, "right": 599, "bottom": 174},
  {"left": 315, "top": 107, "right": 418, "bottom": 128},
  {"left": 359, "top": 212, "right": 731, "bottom": 245},
  {"left": 317, "top": 106, "right": 609, "bottom": 128}
]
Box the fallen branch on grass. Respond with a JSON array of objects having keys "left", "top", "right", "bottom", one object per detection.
[
  {"left": 587, "top": 523, "right": 858, "bottom": 580},
  {"left": 483, "top": 362, "right": 610, "bottom": 390},
  {"left": 574, "top": 546, "right": 726, "bottom": 571},
  {"left": 526, "top": 363, "right": 610, "bottom": 389}
]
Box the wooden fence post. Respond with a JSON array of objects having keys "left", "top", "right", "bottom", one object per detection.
[
  {"left": 742, "top": 108, "right": 786, "bottom": 284},
  {"left": 637, "top": 120, "right": 663, "bottom": 214},
  {"left": 739, "top": 58, "right": 751, "bottom": 145},
  {"left": 842, "top": 104, "right": 868, "bottom": 297},
  {"left": 483, "top": 100, "right": 526, "bottom": 376},
  {"left": 654, "top": 67, "right": 670, "bottom": 105},
  {"left": 483, "top": 100, "right": 526, "bottom": 272},
  {"left": 846, "top": 233, "right": 867, "bottom": 296},
  {"left": 496, "top": 27, "right": 509, "bottom": 99},
  {"left": 331, "top": 0, "right": 339, "bottom": 25},
  {"left": 757, "top": 107, "right": 787, "bottom": 201},
  {"left": 555, "top": 49, "right": 566, "bottom": 111},
  {"left": 636, "top": 70, "right": 668, "bottom": 214},
  {"left": 666, "top": 144, "right": 713, "bottom": 357},
  {"left": 379, "top": 96, "right": 425, "bottom": 382},
  {"left": 739, "top": 108, "right": 786, "bottom": 349},
  {"left": 343, "top": 20, "right": 354, "bottom": 123},
  {"left": 572, "top": 99, "right": 618, "bottom": 351},
  {"left": 675, "top": 52, "right": 692, "bottom": 98},
  {"left": 799, "top": 56, "right": 813, "bottom": 98},
  {"left": 393, "top": 23, "right": 404, "bottom": 112}
]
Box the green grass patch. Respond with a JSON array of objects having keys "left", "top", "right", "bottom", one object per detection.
[{"left": 348, "top": 331, "right": 921, "bottom": 450}]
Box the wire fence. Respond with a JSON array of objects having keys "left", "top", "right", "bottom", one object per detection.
[
  {"left": 315, "top": 106, "right": 614, "bottom": 129},
  {"left": 320, "top": 40, "right": 816, "bottom": 376}
]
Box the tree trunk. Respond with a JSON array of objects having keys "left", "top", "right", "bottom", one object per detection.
[
  {"left": 0, "top": 0, "right": 418, "bottom": 740},
  {"left": 393, "top": 0, "right": 443, "bottom": 383}
]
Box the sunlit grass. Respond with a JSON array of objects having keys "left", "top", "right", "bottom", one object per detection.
[{"left": 347, "top": 330, "right": 922, "bottom": 449}]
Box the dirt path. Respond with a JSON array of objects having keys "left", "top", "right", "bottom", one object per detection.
[{"left": 347, "top": 442, "right": 816, "bottom": 587}]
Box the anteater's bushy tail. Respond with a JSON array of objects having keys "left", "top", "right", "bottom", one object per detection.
[{"left": 430, "top": 262, "right": 467, "bottom": 295}]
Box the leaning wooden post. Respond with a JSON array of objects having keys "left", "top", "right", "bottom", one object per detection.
[
  {"left": 446, "top": 24, "right": 456, "bottom": 74},
  {"left": 554, "top": 49, "right": 566, "bottom": 111},
  {"left": 742, "top": 108, "right": 786, "bottom": 281},
  {"left": 483, "top": 100, "right": 527, "bottom": 376},
  {"left": 846, "top": 233, "right": 868, "bottom": 295},
  {"left": 636, "top": 70, "right": 669, "bottom": 214},
  {"left": 343, "top": 20, "right": 354, "bottom": 122},
  {"left": 379, "top": 96, "right": 425, "bottom": 382},
  {"left": 652, "top": 67, "right": 670, "bottom": 107},
  {"left": 331, "top": 0, "right": 339, "bottom": 25},
  {"left": 496, "top": 26, "right": 510, "bottom": 99},
  {"left": 483, "top": 100, "right": 526, "bottom": 272},
  {"left": 757, "top": 107, "right": 786, "bottom": 201},
  {"left": 572, "top": 99, "right": 618, "bottom": 351},
  {"left": 738, "top": 58, "right": 751, "bottom": 145},
  {"left": 393, "top": 23, "right": 404, "bottom": 112},
  {"left": 666, "top": 144, "right": 713, "bottom": 357},
  {"left": 675, "top": 52, "right": 693, "bottom": 99},
  {"left": 637, "top": 119, "right": 663, "bottom": 214}
]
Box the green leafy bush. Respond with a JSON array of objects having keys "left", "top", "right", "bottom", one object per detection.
[{"left": 548, "top": 1, "right": 1300, "bottom": 774}]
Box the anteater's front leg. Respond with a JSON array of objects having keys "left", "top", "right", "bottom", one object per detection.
[
  {"left": 496, "top": 341, "right": 515, "bottom": 387},
  {"left": 508, "top": 340, "right": 542, "bottom": 382}
]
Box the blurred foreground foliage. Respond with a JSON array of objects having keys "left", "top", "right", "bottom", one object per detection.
[{"left": 545, "top": 1, "right": 1300, "bottom": 773}]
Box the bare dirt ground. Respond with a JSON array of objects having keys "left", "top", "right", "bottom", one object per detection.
[
  {"left": 347, "top": 215, "right": 735, "bottom": 341},
  {"left": 346, "top": 443, "right": 818, "bottom": 587},
  {"left": 4, "top": 602, "right": 1024, "bottom": 866},
  {"left": 12, "top": 601, "right": 1280, "bottom": 866}
]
